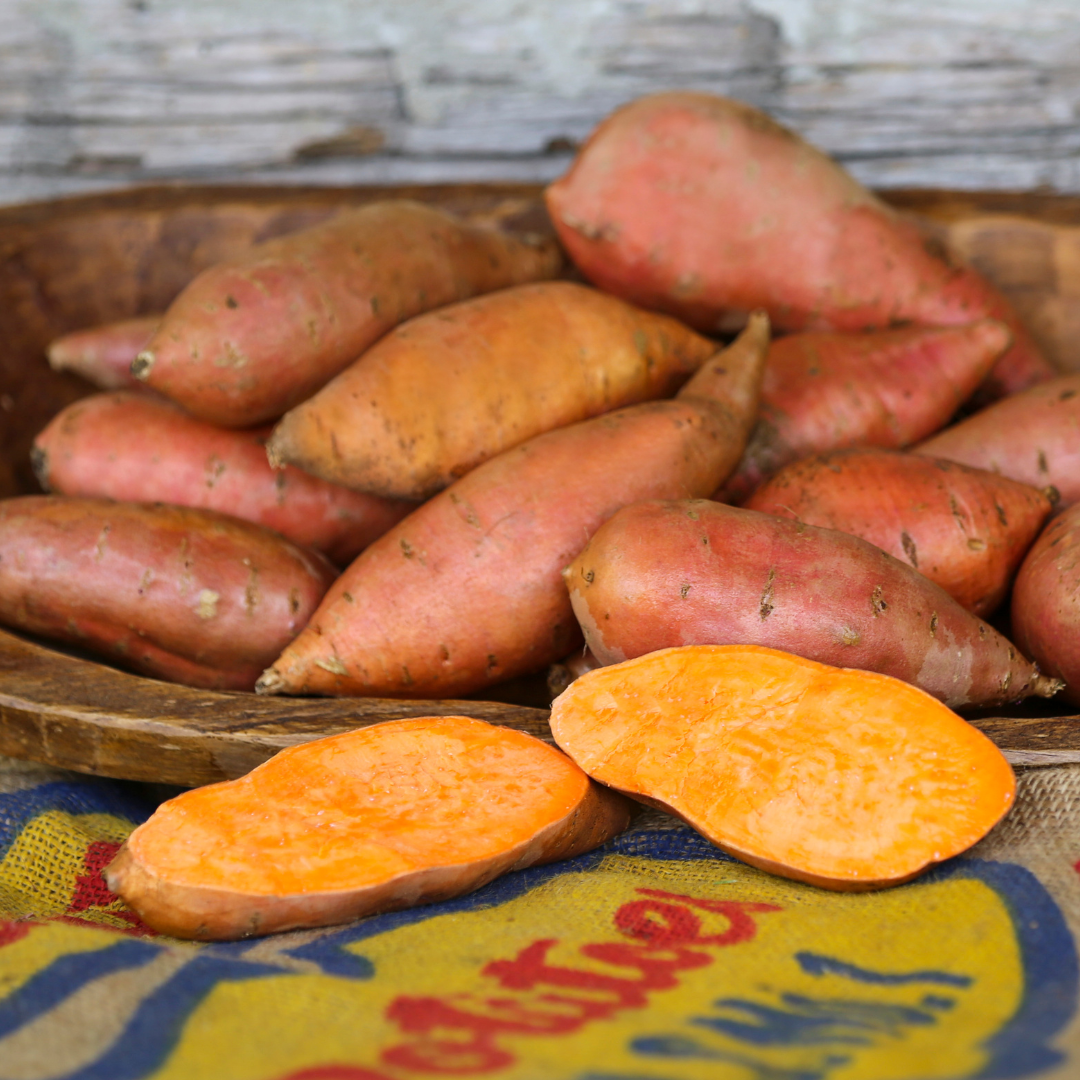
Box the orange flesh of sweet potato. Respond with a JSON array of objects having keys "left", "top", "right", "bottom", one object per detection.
[
  {"left": 546, "top": 91, "right": 1051, "bottom": 401},
  {"left": 267, "top": 281, "right": 718, "bottom": 500},
  {"left": 744, "top": 448, "right": 1052, "bottom": 617},
  {"left": 134, "top": 201, "right": 563, "bottom": 427},
  {"left": 256, "top": 316, "right": 768, "bottom": 699},
  {"left": 549, "top": 645, "right": 1016, "bottom": 890},
  {"left": 33, "top": 392, "right": 414, "bottom": 565},
  {"left": 1012, "top": 504, "right": 1080, "bottom": 706},
  {"left": 105, "top": 715, "right": 632, "bottom": 939},
  {"left": 916, "top": 374, "right": 1080, "bottom": 509},
  {"left": 47, "top": 316, "right": 161, "bottom": 391},
  {"left": 566, "top": 499, "right": 1060, "bottom": 709},
  {"left": 719, "top": 320, "right": 1010, "bottom": 503},
  {"left": 0, "top": 496, "right": 337, "bottom": 690}
]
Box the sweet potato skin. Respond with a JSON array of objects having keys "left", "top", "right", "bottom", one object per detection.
[
  {"left": 105, "top": 716, "right": 633, "bottom": 940},
  {"left": 134, "top": 201, "right": 563, "bottom": 427},
  {"left": 720, "top": 320, "right": 1009, "bottom": 503},
  {"left": 0, "top": 496, "right": 337, "bottom": 689},
  {"left": 550, "top": 646, "right": 1015, "bottom": 891},
  {"left": 47, "top": 316, "right": 161, "bottom": 390},
  {"left": 566, "top": 499, "right": 1058, "bottom": 708},
  {"left": 257, "top": 318, "right": 768, "bottom": 699},
  {"left": 267, "top": 281, "right": 718, "bottom": 500},
  {"left": 33, "top": 392, "right": 413, "bottom": 565},
  {"left": 546, "top": 92, "right": 1051, "bottom": 400},
  {"left": 745, "top": 449, "right": 1052, "bottom": 617},
  {"left": 1012, "top": 505, "right": 1080, "bottom": 706},
  {"left": 916, "top": 374, "right": 1080, "bottom": 509}
]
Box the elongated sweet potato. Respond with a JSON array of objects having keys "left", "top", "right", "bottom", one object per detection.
[
  {"left": 547, "top": 92, "right": 1052, "bottom": 401},
  {"left": 255, "top": 315, "right": 769, "bottom": 699},
  {"left": 267, "top": 281, "right": 718, "bottom": 500},
  {"left": 916, "top": 374, "right": 1080, "bottom": 508},
  {"left": 566, "top": 499, "right": 1060, "bottom": 708},
  {"left": 33, "top": 392, "right": 413, "bottom": 565},
  {"left": 1012, "top": 505, "right": 1080, "bottom": 705},
  {"left": 47, "top": 316, "right": 160, "bottom": 390},
  {"left": 132, "top": 201, "right": 563, "bottom": 427},
  {"left": 550, "top": 645, "right": 1015, "bottom": 891},
  {"left": 106, "top": 715, "right": 632, "bottom": 939},
  {"left": 745, "top": 449, "right": 1052, "bottom": 617},
  {"left": 719, "top": 319, "right": 1010, "bottom": 503},
  {"left": 0, "top": 496, "right": 337, "bottom": 689}
]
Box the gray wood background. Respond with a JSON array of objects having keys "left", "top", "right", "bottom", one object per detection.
[{"left": 1, "top": 0, "right": 1079, "bottom": 206}]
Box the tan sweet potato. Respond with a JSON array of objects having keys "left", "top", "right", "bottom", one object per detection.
[
  {"left": 33, "top": 392, "right": 413, "bottom": 565},
  {"left": 550, "top": 645, "right": 1015, "bottom": 891},
  {"left": 565, "top": 499, "right": 1060, "bottom": 708},
  {"left": 106, "top": 715, "right": 633, "bottom": 940},
  {"left": 133, "top": 201, "right": 563, "bottom": 427},
  {"left": 719, "top": 319, "right": 1010, "bottom": 503},
  {"left": 744, "top": 449, "right": 1052, "bottom": 617},
  {"left": 547, "top": 92, "right": 1052, "bottom": 401},
  {"left": 1012, "top": 505, "right": 1080, "bottom": 706},
  {"left": 47, "top": 316, "right": 161, "bottom": 390},
  {"left": 255, "top": 316, "right": 769, "bottom": 699},
  {"left": 0, "top": 496, "right": 337, "bottom": 689},
  {"left": 267, "top": 281, "right": 718, "bottom": 500},
  {"left": 916, "top": 374, "right": 1080, "bottom": 509}
]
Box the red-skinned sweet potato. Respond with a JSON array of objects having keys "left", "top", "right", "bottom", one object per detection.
[
  {"left": 133, "top": 201, "right": 563, "bottom": 427},
  {"left": 1012, "top": 504, "right": 1080, "bottom": 706},
  {"left": 0, "top": 496, "right": 337, "bottom": 690},
  {"left": 719, "top": 319, "right": 1010, "bottom": 503},
  {"left": 106, "top": 715, "right": 632, "bottom": 940},
  {"left": 47, "top": 316, "right": 161, "bottom": 390},
  {"left": 565, "top": 499, "right": 1060, "bottom": 708},
  {"left": 550, "top": 645, "right": 1015, "bottom": 891},
  {"left": 33, "top": 392, "right": 414, "bottom": 565},
  {"left": 744, "top": 449, "right": 1052, "bottom": 617},
  {"left": 255, "top": 316, "right": 769, "bottom": 699},
  {"left": 916, "top": 375, "right": 1080, "bottom": 509},
  {"left": 267, "top": 281, "right": 718, "bottom": 500},
  {"left": 546, "top": 92, "right": 1052, "bottom": 401}
]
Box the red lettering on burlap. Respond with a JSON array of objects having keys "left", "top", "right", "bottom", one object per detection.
[{"left": 381, "top": 888, "right": 781, "bottom": 1075}]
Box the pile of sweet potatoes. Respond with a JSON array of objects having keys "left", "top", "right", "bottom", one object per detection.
[{"left": 6, "top": 90, "right": 1077, "bottom": 934}]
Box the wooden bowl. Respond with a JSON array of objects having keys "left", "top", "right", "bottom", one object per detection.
[{"left": 1, "top": 183, "right": 1078, "bottom": 786}]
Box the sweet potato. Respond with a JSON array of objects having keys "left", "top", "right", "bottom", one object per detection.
[
  {"left": 255, "top": 315, "right": 769, "bottom": 699},
  {"left": 47, "top": 316, "right": 160, "bottom": 390},
  {"left": 916, "top": 374, "right": 1080, "bottom": 508},
  {"left": 566, "top": 499, "right": 1061, "bottom": 708},
  {"left": 267, "top": 281, "right": 718, "bottom": 500},
  {"left": 33, "top": 392, "right": 413, "bottom": 565},
  {"left": 105, "top": 715, "right": 633, "bottom": 940},
  {"left": 550, "top": 645, "right": 1015, "bottom": 891},
  {"left": 546, "top": 92, "right": 1052, "bottom": 401},
  {"left": 745, "top": 449, "right": 1052, "bottom": 617},
  {"left": 719, "top": 319, "right": 1010, "bottom": 503},
  {"left": 0, "top": 496, "right": 337, "bottom": 690},
  {"left": 132, "top": 201, "right": 563, "bottom": 427},
  {"left": 1012, "top": 504, "right": 1080, "bottom": 705}
]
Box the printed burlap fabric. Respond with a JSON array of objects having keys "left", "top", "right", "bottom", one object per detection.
[{"left": 1, "top": 751, "right": 1079, "bottom": 1080}]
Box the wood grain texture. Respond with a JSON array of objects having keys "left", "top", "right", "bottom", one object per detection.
[
  {"left": 2, "top": 180, "right": 1080, "bottom": 785},
  {"left": 1, "top": 627, "right": 1077, "bottom": 788},
  {"left": 2, "top": 0, "right": 1079, "bottom": 205}
]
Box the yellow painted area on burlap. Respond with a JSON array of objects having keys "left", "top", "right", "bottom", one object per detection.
[
  {"left": 0, "top": 810, "right": 135, "bottom": 924},
  {"left": 148, "top": 855, "right": 1023, "bottom": 1080},
  {"left": 0, "top": 918, "right": 135, "bottom": 1004}
]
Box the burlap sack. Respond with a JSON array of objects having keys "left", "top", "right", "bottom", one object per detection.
[{"left": 1, "top": 753, "right": 1078, "bottom": 1079}]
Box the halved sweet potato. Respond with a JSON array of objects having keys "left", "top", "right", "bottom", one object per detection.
[
  {"left": 106, "top": 715, "right": 633, "bottom": 939},
  {"left": 549, "top": 645, "right": 1015, "bottom": 891}
]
